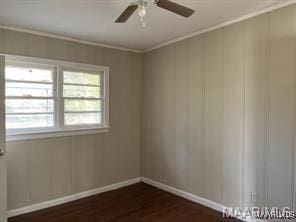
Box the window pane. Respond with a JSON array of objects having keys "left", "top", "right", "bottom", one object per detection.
[
  {"left": 63, "top": 71, "right": 101, "bottom": 85},
  {"left": 6, "top": 114, "right": 54, "bottom": 129},
  {"left": 65, "top": 112, "right": 102, "bottom": 125},
  {"left": 64, "top": 99, "right": 102, "bottom": 112},
  {"left": 6, "top": 82, "right": 53, "bottom": 97},
  {"left": 63, "top": 85, "right": 101, "bottom": 98},
  {"left": 6, "top": 99, "right": 54, "bottom": 113},
  {"left": 6, "top": 66, "right": 53, "bottom": 82}
]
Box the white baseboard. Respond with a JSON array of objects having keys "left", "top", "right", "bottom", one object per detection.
[
  {"left": 141, "top": 177, "right": 253, "bottom": 222},
  {"left": 8, "top": 177, "right": 141, "bottom": 218},
  {"left": 141, "top": 177, "right": 225, "bottom": 211}
]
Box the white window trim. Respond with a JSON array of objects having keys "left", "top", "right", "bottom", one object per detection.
[{"left": 3, "top": 54, "right": 110, "bottom": 142}]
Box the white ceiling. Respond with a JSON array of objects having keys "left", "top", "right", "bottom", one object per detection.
[{"left": 0, "top": 0, "right": 292, "bottom": 51}]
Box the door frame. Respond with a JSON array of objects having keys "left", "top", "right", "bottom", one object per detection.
[{"left": 0, "top": 55, "right": 7, "bottom": 222}]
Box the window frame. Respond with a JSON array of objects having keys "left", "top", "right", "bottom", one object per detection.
[
  {"left": 59, "top": 66, "right": 106, "bottom": 130},
  {"left": 4, "top": 55, "right": 110, "bottom": 141}
]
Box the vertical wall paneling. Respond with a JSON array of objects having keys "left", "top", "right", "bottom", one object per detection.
[
  {"left": 188, "top": 35, "right": 205, "bottom": 196},
  {"left": 132, "top": 53, "right": 142, "bottom": 179},
  {"left": 162, "top": 45, "right": 176, "bottom": 187},
  {"left": 204, "top": 29, "right": 224, "bottom": 203},
  {"left": 222, "top": 23, "right": 244, "bottom": 207},
  {"left": 7, "top": 142, "right": 30, "bottom": 209},
  {"left": 150, "top": 49, "right": 163, "bottom": 182},
  {"left": 116, "top": 52, "right": 132, "bottom": 181},
  {"left": 51, "top": 137, "right": 72, "bottom": 199},
  {"left": 142, "top": 3, "right": 296, "bottom": 210},
  {"left": 174, "top": 41, "right": 190, "bottom": 191},
  {"left": 71, "top": 134, "right": 97, "bottom": 193},
  {"left": 244, "top": 14, "right": 269, "bottom": 207},
  {"left": 29, "top": 139, "right": 53, "bottom": 204},
  {"left": 142, "top": 53, "right": 152, "bottom": 178},
  {"left": 268, "top": 5, "right": 296, "bottom": 208},
  {"left": 121, "top": 53, "right": 133, "bottom": 180},
  {"left": 94, "top": 134, "right": 104, "bottom": 188}
]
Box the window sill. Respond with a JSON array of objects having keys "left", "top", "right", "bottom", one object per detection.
[{"left": 6, "top": 127, "right": 110, "bottom": 142}]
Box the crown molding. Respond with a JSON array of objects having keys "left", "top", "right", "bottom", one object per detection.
[
  {"left": 0, "top": 25, "right": 141, "bottom": 53},
  {"left": 143, "top": 0, "right": 296, "bottom": 53}
]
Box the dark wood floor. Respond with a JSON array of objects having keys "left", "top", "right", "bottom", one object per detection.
[{"left": 9, "top": 183, "right": 240, "bottom": 222}]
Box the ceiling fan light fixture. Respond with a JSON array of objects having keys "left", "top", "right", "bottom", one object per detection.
[
  {"left": 138, "top": 5, "right": 146, "bottom": 17},
  {"left": 138, "top": 5, "right": 146, "bottom": 27},
  {"left": 138, "top": 0, "right": 147, "bottom": 28},
  {"left": 115, "top": 0, "right": 195, "bottom": 26}
]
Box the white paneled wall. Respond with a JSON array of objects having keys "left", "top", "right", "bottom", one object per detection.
[{"left": 142, "top": 4, "right": 296, "bottom": 209}]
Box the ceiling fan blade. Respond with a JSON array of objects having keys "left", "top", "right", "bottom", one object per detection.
[
  {"left": 156, "top": 0, "right": 195, "bottom": 17},
  {"left": 115, "top": 4, "right": 138, "bottom": 23}
]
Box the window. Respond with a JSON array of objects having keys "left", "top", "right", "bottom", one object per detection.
[
  {"left": 62, "top": 69, "right": 103, "bottom": 127},
  {"left": 5, "top": 56, "right": 109, "bottom": 140}
]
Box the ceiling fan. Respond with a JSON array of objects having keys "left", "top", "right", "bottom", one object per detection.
[{"left": 115, "top": 0, "right": 195, "bottom": 27}]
